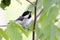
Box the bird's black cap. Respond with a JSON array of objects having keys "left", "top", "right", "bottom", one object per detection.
[
  {"left": 22, "top": 11, "right": 31, "bottom": 16},
  {"left": 15, "top": 11, "right": 31, "bottom": 21}
]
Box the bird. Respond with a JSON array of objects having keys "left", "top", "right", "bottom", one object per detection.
[
  {"left": 0, "top": 11, "right": 32, "bottom": 30},
  {"left": 15, "top": 11, "right": 32, "bottom": 30}
]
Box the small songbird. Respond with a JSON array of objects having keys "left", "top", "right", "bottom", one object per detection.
[
  {"left": 0, "top": 11, "right": 32, "bottom": 30},
  {"left": 15, "top": 11, "right": 32, "bottom": 30}
]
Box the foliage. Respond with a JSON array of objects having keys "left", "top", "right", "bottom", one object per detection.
[
  {"left": 6, "top": 21, "right": 22, "bottom": 40},
  {"left": 0, "top": 0, "right": 11, "bottom": 9},
  {"left": 0, "top": 28, "right": 9, "bottom": 40},
  {"left": 0, "top": 0, "right": 60, "bottom": 40}
]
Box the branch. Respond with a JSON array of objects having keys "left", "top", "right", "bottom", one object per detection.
[
  {"left": 26, "top": 0, "right": 36, "bottom": 6},
  {"left": 36, "top": 8, "right": 44, "bottom": 18},
  {"left": 32, "top": 0, "right": 38, "bottom": 40},
  {"left": 16, "top": 0, "right": 22, "bottom": 5}
]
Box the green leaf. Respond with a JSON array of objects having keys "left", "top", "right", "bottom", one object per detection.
[
  {"left": 43, "top": 0, "right": 56, "bottom": 8},
  {"left": 0, "top": 0, "right": 11, "bottom": 9},
  {"left": 38, "top": 0, "right": 43, "bottom": 7},
  {"left": 6, "top": 21, "right": 31, "bottom": 37},
  {"left": 37, "top": 0, "right": 43, "bottom": 9},
  {"left": 12, "top": 21, "right": 28, "bottom": 35},
  {"left": 56, "top": 0, "right": 60, "bottom": 9},
  {"left": 56, "top": 26, "right": 60, "bottom": 34},
  {"left": 13, "top": 21, "right": 31, "bottom": 36},
  {"left": 40, "top": 25, "right": 57, "bottom": 40},
  {"left": 36, "top": 22, "right": 43, "bottom": 39},
  {"left": 38, "top": 5, "right": 58, "bottom": 40},
  {"left": 0, "top": 28, "right": 9, "bottom": 40},
  {"left": 39, "top": 6, "right": 58, "bottom": 29},
  {"left": 6, "top": 21, "right": 22, "bottom": 40},
  {"left": 36, "top": 26, "right": 41, "bottom": 38}
]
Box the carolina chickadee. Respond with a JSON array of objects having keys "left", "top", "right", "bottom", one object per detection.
[
  {"left": 0, "top": 11, "right": 32, "bottom": 30},
  {"left": 15, "top": 11, "right": 32, "bottom": 30}
]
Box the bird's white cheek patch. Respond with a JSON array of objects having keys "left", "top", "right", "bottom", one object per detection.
[{"left": 24, "top": 14, "right": 29, "bottom": 18}]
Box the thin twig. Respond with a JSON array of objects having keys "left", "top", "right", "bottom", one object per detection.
[
  {"left": 16, "top": 0, "right": 22, "bottom": 5},
  {"left": 33, "top": 0, "right": 38, "bottom": 40},
  {"left": 26, "top": 0, "right": 36, "bottom": 6},
  {"left": 36, "top": 8, "right": 44, "bottom": 18}
]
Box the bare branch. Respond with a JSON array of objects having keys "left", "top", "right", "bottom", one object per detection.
[
  {"left": 26, "top": 0, "right": 35, "bottom": 6},
  {"left": 36, "top": 8, "right": 44, "bottom": 18},
  {"left": 16, "top": 0, "right": 22, "bottom": 5},
  {"left": 32, "top": 0, "right": 38, "bottom": 40}
]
